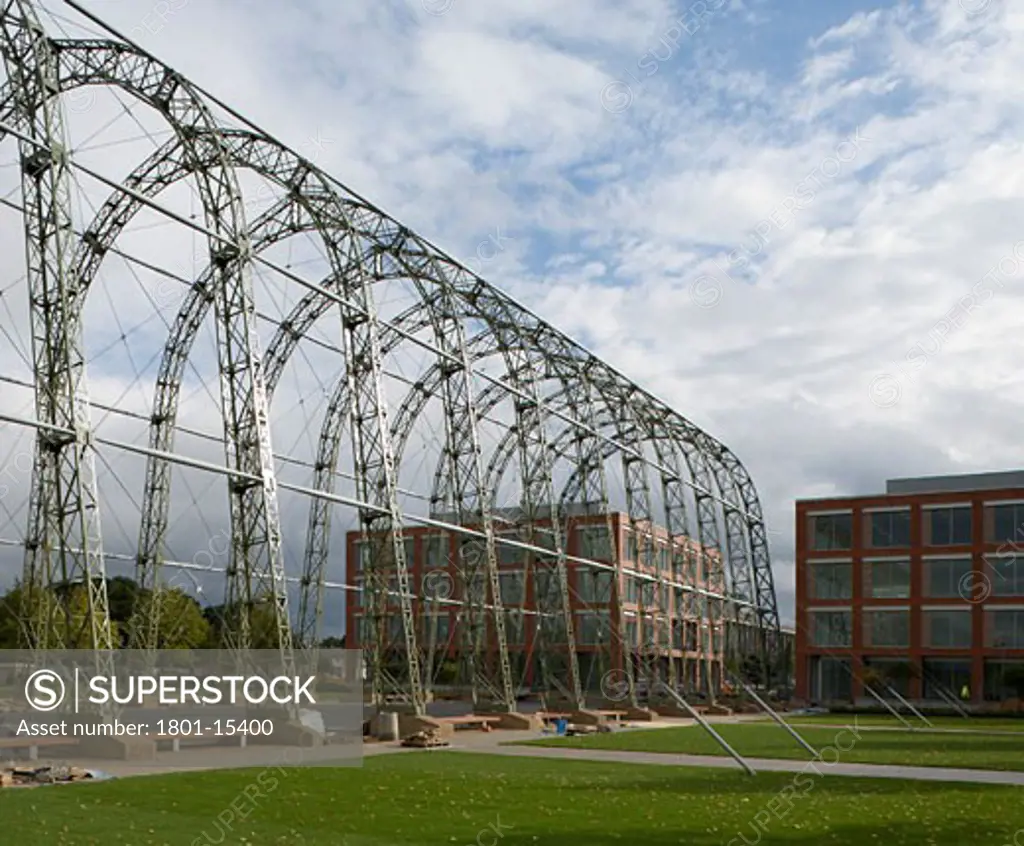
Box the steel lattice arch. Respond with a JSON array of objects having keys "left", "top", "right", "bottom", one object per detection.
[{"left": 0, "top": 0, "right": 780, "bottom": 716}]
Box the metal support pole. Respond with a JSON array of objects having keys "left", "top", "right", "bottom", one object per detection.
[
  {"left": 885, "top": 684, "right": 932, "bottom": 727},
  {"left": 862, "top": 682, "right": 914, "bottom": 729},
  {"left": 733, "top": 675, "right": 818, "bottom": 757},
  {"left": 656, "top": 681, "right": 755, "bottom": 775},
  {"left": 934, "top": 684, "right": 971, "bottom": 719}
]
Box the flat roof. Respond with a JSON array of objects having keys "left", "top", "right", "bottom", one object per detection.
[{"left": 886, "top": 470, "right": 1024, "bottom": 496}]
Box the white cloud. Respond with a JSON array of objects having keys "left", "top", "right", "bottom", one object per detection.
[{"left": 4, "top": 0, "right": 1024, "bottom": 636}]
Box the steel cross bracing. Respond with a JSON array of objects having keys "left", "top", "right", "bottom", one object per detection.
[
  {"left": 418, "top": 256, "right": 514, "bottom": 711},
  {"left": 496, "top": 310, "right": 582, "bottom": 708},
  {"left": 0, "top": 33, "right": 297, "bottom": 676},
  {"left": 0, "top": 0, "right": 781, "bottom": 707},
  {"left": 0, "top": 2, "right": 115, "bottom": 671},
  {"left": 562, "top": 371, "right": 634, "bottom": 703}
]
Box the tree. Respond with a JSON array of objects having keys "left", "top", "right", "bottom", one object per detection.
[
  {"left": 0, "top": 582, "right": 119, "bottom": 648},
  {"left": 202, "top": 601, "right": 286, "bottom": 649},
  {"left": 1, "top": 578, "right": 210, "bottom": 650},
  {"left": 0, "top": 585, "right": 25, "bottom": 648},
  {"left": 131, "top": 587, "right": 211, "bottom": 649},
  {"left": 739, "top": 653, "right": 765, "bottom": 686},
  {"left": 106, "top": 576, "right": 141, "bottom": 626}
]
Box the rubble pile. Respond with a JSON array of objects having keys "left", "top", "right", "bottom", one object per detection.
[
  {"left": 400, "top": 728, "right": 450, "bottom": 748},
  {"left": 0, "top": 765, "right": 95, "bottom": 787}
]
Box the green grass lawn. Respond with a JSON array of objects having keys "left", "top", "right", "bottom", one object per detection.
[
  {"left": 2, "top": 752, "right": 1024, "bottom": 845},
  {"left": 520, "top": 721, "right": 1024, "bottom": 771},
  {"left": 780, "top": 713, "right": 1024, "bottom": 732}
]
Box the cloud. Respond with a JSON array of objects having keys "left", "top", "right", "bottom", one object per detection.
[{"left": 4, "top": 0, "right": 1023, "bottom": 642}]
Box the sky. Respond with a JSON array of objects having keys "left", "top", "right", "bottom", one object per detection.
[{"left": 2, "top": 0, "right": 1023, "bottom": 634}]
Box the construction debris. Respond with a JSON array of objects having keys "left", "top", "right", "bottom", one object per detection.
[
  {"left": 0, "top": 765, "right": 95, "bottom": 787},
  {"left": 400, "top": 729, "right": 450, "bottom": 748}
]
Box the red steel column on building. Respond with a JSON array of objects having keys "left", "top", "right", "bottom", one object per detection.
[
  {"left": 850, "top": 506, "right": 864, "bottom": 701},
  {"left": 971, "top": 497, "right": 986, "bottom": 704}
]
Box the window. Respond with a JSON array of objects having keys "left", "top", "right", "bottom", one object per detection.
[
  {"left": 657, "top": 545, "right": 670, "bottom": 572},
  {"left": 922, "top": 609, "right": 972, "bottom": 648},
  {"left": 683, "top": 620, "right": 698, "bottom": 651},
  {"left": 626, "top": 533, "right": 637, "bottom": 561},
  {"left": 922, "top": 658, "right": 971, "bottom": 701},
  {"left": 809, "top": 610, "right": 852, "bottom": 647},
  {"left": 495, "top": 531, "right": 524, "bottom": 567},
  {"left": 862, "top": 658, "right": 912, "bottom": 697},
  {"left": 539, "top": 615, "right": 567, "bottom": 643},
  {"left": 423, "top": 535, "right": 448, "bottom": 569},
  {"left": 991, "top": 503, "right": 1024, "bottom": 544},
  {"left": 354, "top": 540, "right": 370, "bottom": 572},
  {"left": 533, "top": 568, "right": 560, "bottom": 605},
  {"left": 672, "top": 619, "right": 684, "bottom": 649},
  {"left": 624, "top": 577, "right": 639, "bottom": 604},
  {"left": 923, "top": 558, "right": 972, "bottom": 598},
  {"left": 809, "top": 656, "right": 852, "bottom": 702},
  {"left": 864, "top": 559, "right": 911, "bottom": 599},
  {"left": 984, "top": 660, "right": 1024, "bottom": 701},
  {"left": 986, "top": 609, "right": 1024, "bottom": 648},
  {"left": 868, "top": 510, "right": 911, "bottom": 548},
  {"left": 360, "top": 537, "right": 414, "bottom": 570},
  {"left": 503, "top": 611, "right": 524, "bottom": 645},
  {"left": 635, "top": 535, "right": 654, "bottom": 567},
  {"left": 863, "top": 610, "right": 909, "bottom": 647},
  {"left": 983, "top": 555, "right": 1024, "bottom": 597},
  {"left": 461, "top": 572, "right": 486, "bottom": 603},
  {"left": 641, "top": 618, "right": 661, "bottom": 651},
  {"left": 533, "top": 528, "right": 558, "bottom": 551},
  {"left": 498, "top": 572, "right": 525, "bottom": 605},
  {"left": 575, "top": 611, "right": 610, "bottom": 645},
  {"left": 675, "top": 547, "right": 697, "bottom": 582},
  {"left": 926, "top": 506, "right": 972, "bottom": 546},
  {"left": 421, "top": 613, "right": 450, "bottom": 641},
  {"left": 576, "top": 525, "right": 612, "bottom": 560},
  {"left": 576, "top": 568, "right": 614, "bottom": 603},
  {"left": 808, "top": 562, "right": 852, "bottom": 599},
  {"left": 625, "top": 617, "right": 638, "bottom": 647},
  {"left": 809, "top": 513, "right": 852, "bottom": 551},
  {"left": 353, "top": 615, "right": 371, "bottom": 644}
]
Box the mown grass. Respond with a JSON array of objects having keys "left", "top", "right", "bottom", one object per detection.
[
  {"left": 520, "top": 720, "right": 1024, "bottom": 771},
  {"left": 3, "top": 751, "right": 1024, "bottom": 844}
]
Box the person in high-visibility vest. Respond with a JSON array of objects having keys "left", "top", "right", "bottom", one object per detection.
[{"left": 960, "top": 684, "right": 970, "bottom": 701}]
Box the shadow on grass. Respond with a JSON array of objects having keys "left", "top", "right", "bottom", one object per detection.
[{"left": 493, "top": 819, "right": 1010, "bottom": 846}]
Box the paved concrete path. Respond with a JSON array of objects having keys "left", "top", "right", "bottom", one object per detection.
[
  {"left": 449, "top": 741, "right": 1024, "bottom": 786},
  {"left": 787, "top": 721, "right": 1024, "bottom": 737},
  {"left": 363, "top": 726, "right": 1024, "bottom": 787}
]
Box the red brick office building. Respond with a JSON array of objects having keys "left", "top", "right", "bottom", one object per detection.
[
  {"left": 345, "top": 509, "right": 728, "bottom": 692},
  {"left": 796, "top": 472, "right": 1024, "bottom": 705}
]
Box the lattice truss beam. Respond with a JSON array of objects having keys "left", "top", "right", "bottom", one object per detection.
[{"left": 0, "top": 0, "right": 779, "bottom": 715}]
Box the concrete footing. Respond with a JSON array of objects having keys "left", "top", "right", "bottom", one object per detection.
[
  {"left": 398, "top": 714, "right": 454, "bottom": 739},
  {"left": 650, "top": 703, "right": 692, "bottom": 718},
  {"left": 705, "top": 704, "right": 733, "bottom": 716},
  {"left": 569, "top": 709, "right": 605, "bottom": 727},
  {"left": 75, "top": 736, "right": 157, "bottom": 761},
  {"left": 490, "top": 712, "right": 543, "bottom": 730},
  {"left": 624, "top": 707, "right": 657, "bottom": 721}
]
